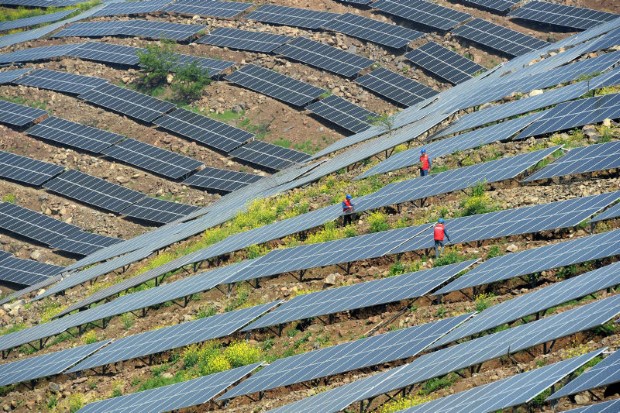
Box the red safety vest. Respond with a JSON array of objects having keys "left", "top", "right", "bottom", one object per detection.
[
  {"left": 434, "top": 223, "right": 445, "bottom": 241},
  {"left": 343, "top": 199, "right": 353, "bottom": 212},
  {"left": 420, "top": 154, "right": 430, "bottom": 170}
]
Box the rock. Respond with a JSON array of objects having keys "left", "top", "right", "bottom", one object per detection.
[
  {"left": 48, "top": 382, "right": 61, "bottom": 394},
  {"left": 115, "top": 176, "right": 129, "bottom": 184},
  {"left": 528, "top": 89, "right": 543, "bottom": 97},
  {"left": 231, "top": 105, "right": 244, "bottom": 114},
  {"left": 582, "top": 124, "right": 599, "bottom": 141},
  {"left": 506, "top": 243, "right": 519, "bottom": 253},
  {"left": 574, "top": 393, "right": 591, "bottom": 404},
  {"left": 162, "top": 372, "right": 174, "bottom": 379},
  {"left": 2, "top": 404, "right": 9, "bottom": 412},
  {"left": 30, "top": 250, "right": 42, "bottom": 261},
  {"left": 323, "top": 273, "right": 341, "bottom": 286},
  {"left": 602, "top": 118, "right": 612, "bottom": 127},
  {"left": 166, "top": 73, "right": 174, "bottom": 84}
]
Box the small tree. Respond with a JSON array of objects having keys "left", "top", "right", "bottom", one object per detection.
[
  {"left": 171, "top": 61, "right": 211, "bottom": 103},
  {"left": 369, "top": 113, "right": 395, "bottom": 137},
  {"left": 136, "top": 41, "right": 178, "bottom": 89}
]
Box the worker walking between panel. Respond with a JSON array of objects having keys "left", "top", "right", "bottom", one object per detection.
[
  {"left": 420, "top": 148, "right": 432, "bottom": 176},
  {"left": 434, "top": 218, "right": 451, "bottom": 258},
  {"left": 342, "top": 194, "right": 355, "bottom": 226}
]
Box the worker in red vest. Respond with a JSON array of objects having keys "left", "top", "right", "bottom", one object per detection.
[
  {"left": 420, "top": 148, "right": 432, "bottom": 176},
  {"left": 434, "top": 218, "right": 451, "bottom": 258},
  {"left": 342, "top": 194, "right": 355, "bottom": 226}
]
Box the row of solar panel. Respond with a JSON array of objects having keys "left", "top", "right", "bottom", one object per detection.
[{"left": 0, "top": 249, "right": 62, "bottom": 286}]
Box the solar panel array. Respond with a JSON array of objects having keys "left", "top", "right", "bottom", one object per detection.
[
  {"left": 322, "top": 13, "right": 423, "bottom": 49},
  {"left": 405, "top": 42, "right": 486, "bottom": 85},
  {"left": 564, "top": 400, "right": 620, "bottom": 413},
  {"left": 92, "top": 0, "right": 172, "bottom": 17},
  {"left": 0, "top": 150, "right": 64, "bottom": 186},
  {"left": 355, "top": 68, "right": 438, "bottom": 107},
  {"left": 68, "top": 42, "right": 143, "bottom": 66},
  {"left": 55, "top": 19, "right": 206, "bottom": 41},
  {"left": 591, "top": 201, "right": 620, "bottom": 223},
  {"left": 0, "top": 9, "right": 75, "bottom": 32},
  {"left": 517, "top": 93, "right": 620, "bottom": 140},
  {"left": 509, "top": 1, "right": 619, "bottom": 31},
  {"left": 372, "top": 0, "right": 471, "bottom": 31},
  {"left": 154, "top": 108, "right": 252, "bottom": 153},
  {"left": 52, "top": 21, "right": 124, "bottom": 38},
  {"left": 197, "top": 28, "right": 291, "bottom": 53},
  {"left": 0, "top": 43, "right": 82, "bottom": 65},
  {"left": 0, "top": 69, "right": 30, "bottom": 84},
  {"left": 164, "top": 0, "right": 252, "bottom": 19},
  {"left": 120, "top": 197, "right": 199, "bottom": 224},
  {"left": 453, "top": 18, "right": 549, "bottom": 57},
  {"left": 226, "top": 64, "right": 324, "bottom": 107},
  {"left": 247, "top": 5, "right": 339, "bottom": 29},
  {"left": 306, "top": 95, "right": 377, "bottom": 133},
  {"left": 0, "top": 99, "right": 47, "bottom": 127},
  {"left": 274, "top": 37, "right": 374, "bottom": 78},
  {"left": 50, "top": 230, "right": 122, "bottom": 256},
  {"left": 229, "top": 140, "right": 311, "bottom": 171},
  {"left": 0, "top": 255, "right": 63, "bottom": 286},
  {"left": 14, "top": 68, "right": 108, "bottom": 94},
  {"left": 183, "top": 166, "right": 262, "bottom": 193},
  {"left": 456, "top": 0, "right": 519, "bottom": 13}
]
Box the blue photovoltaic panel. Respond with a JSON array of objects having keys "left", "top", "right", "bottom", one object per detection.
[
  {"left": 77, "top": 364, "right": 261, "bottom": 413},
  {"left": 0, "top": 99, "right": 47, "bottom": 127},
  {"left": 197, "top": 28, "right": 291, "bottom": 53},
  {"left": 456, "top": 0, "right": 519, "bottom": 13},
  {"left": 221, "top": 314, "right": 471, "bottom": 399},
  {"left": 509, "top": 1, "right": 619, "bottom": 31},
  {"left": 243, "top": 260, "right": 475, "bottom": 331},
  {"left": 92, "top": 0, "right": 172, "bottom": 17},
  {"left": 306, "top": 95, "right": 377, "bottom": 133},
  {"left": 120, "top": 197, "right": 199, "bottom": 224},
  {"left": 164, "top": 0, "right": 252, "bottom": 18},
  {"left": 0, "top": 251, "right": 10, "bottom": 262},
  {"left": 0, "top": 256, "right": 63, "bottom": 286},
  {"left": 55, "top": 20, "right": 206, "bottom": 42},
  {"left": 246, "top": 5, "right": 339, "bottom": 29},
  {"left": 322, "top": 13, "right": 423, "bottom": 49},
  {"left": 229, "top": 140, "right": 311, "bottom": 171},
  {"left": 14, "top": 68, "right": 109, "bottom": 94},
  {"left": 0, "top": 43, "right": 82, "bottom": 65},
  {"left": 183, "top": 167, "right": 262, "bottom": 193},
  {"left": 355, "top": 67, "right": 438, "bottom": 107},
  {"left": 405, "top": 42, "right": 486, "bottom": 85},
  {"left": 563, "top": 400, "right": 620, "bottom": 413},
  {"left": 0, "top": 9, "right": 75, "bottom": 32},
  {"left": 0, "top": 150, "right": 64, "bottom": 186},
  {"left": 171, "top": 53, "right": 234, "bottom": 77},
  {"left": 372, "top": 0, "right": 471, "bottom": 31},
  {"left": 52, "top": 21, "right": 123, "bottom": 37},
  {"left": 591, "top": 202, "right": 620, "bottom": 223},
  {"left": 68, "top": 42, "right": 143, "bottom": 66},
  {"left": 50, "top": 231, "right": 122, "bottom": 256},
  {"left": 0, "top": 68, "right": 30, "bottom": 84}
]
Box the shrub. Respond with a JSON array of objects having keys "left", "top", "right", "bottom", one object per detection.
[
  {"left": 68, "top": 393, "right": 85, "bottom": 413},
  {"left": 182, "top": 344, "right": 200, "bottom": 368},
  {"left": 389, "top": 261, "right": 406, "bottom": 276},
  {"left": 81, "top": 330, "right": 98, "bottom": 345},
  {"left": 379, "top": 394, "right": 434, "bottom": 413},
  {"left": 137, "top": 41, "right": 178, "bottom": 89},
  {"left": 224, "top": 341, "right": 262, "bottom": 367},
  {"left": 1, "top": 193, "right": 16, "bottom": 203},
  {"left": 474, "top": 293, "right": 494, "bottom": 312},
  {"left": 368, "top": 211, "right": 389, "bottom": 233},
  {"left": 486, "top": 245, "right": 502, "bottom": 259},
  {"left": 419, "top": 374, "right": 458, "bottom": 395},
  {"left": 121, "top": 313, "right": 134, "bottom": 330},
  {"left": 171, "top": 61, "right": 211, "bottom": 103},
  {"left": 195, "top": 306, "right": 217, "bottom": 319},
  {"left": 201, "top": 354, "right": 231, "bottom": 375},
  {"left": 434, "top": 250, "right": 468, "bottom": 267}
]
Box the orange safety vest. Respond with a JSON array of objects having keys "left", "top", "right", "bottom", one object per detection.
[
  {"left": 420, "top": 154, "right": 430, "bottom": 170},
  {"left": 434, "top": 223, "right": 445, "bottom": 241}
]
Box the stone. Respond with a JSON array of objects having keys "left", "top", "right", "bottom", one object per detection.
[
  {"left": 574, "top": 393, "right": 591, "bottom": 404},
  {"left": 30, "top": 250, "right": 42, "bottom": 261},
  {"left": 602, "top": 118, "right": 612, "bottom": 127},
  {"left": 48, "top": 382, "right": 61, "bottom": 394},
  {"left": 115, "top": 176, "right": 129, "bottom": 184},
  {"left": 162, "top": 372, "right": 174, "bottom": 379},
  {"left": 528, "top": 89, "right": 543, "bottom": 97},
  {"left": 323, "top": 273, "right": 340, "bottom": 286},
  {"left": 506, "top": 243, "right": 519, "bottom": 252},
  {"left": 231, "top": 105, "right": 244, "bottom": 114}
]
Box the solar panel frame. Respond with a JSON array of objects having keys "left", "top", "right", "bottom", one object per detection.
[
  {"left": 91, "top": 0, "right": 172, "bottom": 17},
  {"left": 509, "top": 1, "right": 619, "bottom": 31},
  {"left": 163, "top": 0, "right": 252, "bottom": 19},
  {"left": 0, "top": 43, "right": 83, "bottom": 65},
  {"left": 0, "top": 8, "right": 75, "bottom": 32},
  {"left": 455, "top": 0, "right": 519, "bottom": 13},
  {"left": 563, "top": 400, "right": 620, "bottom": 413},
  {"left": 306, "top": 94, "right": 377, "bottom": 133},
  {"left": 14, "top": 68, "right": 109, "bottom": 94},
  {"left": 52, "top": 21, "right": 124, "bottom": 38},
  {"left": 197, "top": 28, "right": 292, "bottom": 53},
  {"left": 67, "top": 42, "right": 143, "bottom": 66},
  {"left": 182, "top": 167, "right": 262, "bottom": 193},
  {"left": 50, "top": 231, "right": 122, "bottom": 256},
  {"left": 246, "top": 5, "right": 339, "bottom": 29},
  {"left": 591, "top": 201, "right": 620, "bottom": 223},
  {"left": 372, "top": 0, "right": 471, "bottom": 31},
  {"left": 0, "top": 99, "right": 47, "bottom": 127},
  {"left": 0, "top": 150, "right": 64, "bottom": 186},
  {"left": 0, "top": 256, "right": 63, "bottom": 286},
  {"left": 117, "top": 20, "right": 206, "bottom": 42},
  {"left": 120, "top": 197, "right": 200, "bottom": 224},
  {"left": 355, "top": 67, "right": 438, "bottom": 107},
  {"left": 0, "top": 68, "right": 30, "bottom": 84},
  {"left": 229, "top": 140, "right": 311, "bottom": 171}
]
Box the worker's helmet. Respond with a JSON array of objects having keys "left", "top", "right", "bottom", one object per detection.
[
  {"left": 346, "top": 194, "right": 352, "bottom": 200},
  {"left": 421, "top": 148, "right": 426, "bottom": 154},
  {"left": 438, "top": 218, "right": 445, "bottom": 224}
]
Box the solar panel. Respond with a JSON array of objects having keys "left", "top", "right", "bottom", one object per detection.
[
  {"left": 0, "top": 250, "right": 10, "bottom": 262},
  {"left": 77, "top": 363, "right": 261, "bottom": 413},
  {"left": 372, "top": 0, "right": 471, "bottom": 31},
  {"left": 0, "top": 99, "right": 47, "bottom": 127},
  {"left": 102, "top": 138, "right": 203, "bottom": 179},
  {"left": 26, "top": 116, "right": 124, "bottom": 153},
  {"left": 0, "top": 150, "right": 64, "bottom": 186},
  {"left": 182, "top": 166, "right": 262, "bottom": 193},
  {"left": 0, "top": 68, "right": 30, "bottom": 84},
  {"left": 399, "top": 350, "right": 604, "bottom": 413},
  {"left": 517, "top": 93, "right": 620, "bottom": 140},
  {"left": 0, "top": 340, "right": 111, "bottom": 387},
  {"left": 14, "top": 68, "right": 108, "bottom": 94},
  {"left": 52, "top": 21, "right": 124, "bottom": 38},
  {"left": 337, "top": 0, "right": 372, "bottom": 4},
  {"left": 229, "top": 140, "right": 311, "bottom": 171},
  {"left": 220, "top": 314, "right": 471, "bottom": 399},
  {"left": 274, "top": 37, "right": 374, "bottom": 78},
  {"left": 163, "top": 0, "right": 253, "bottom": 18},
  {"left": 226, "top": 64, "right": 325, "bottom": 107},
  {"left": 68, "top": 42, "right": 143, "bottom": 66},
  {"left": 0, "top": 256, "right": 63, "bottom": 286},
  {"left": 43, "top": 170, "right": 146, "bottom": 213},
  {"left": 50, "top": 231, "right": 122, "bottom": 256},
  {"left": 509, "top": 1, "right": 619, "bottom": 31},
  {"left": 322, "top": 13, "right": 423, "bottom": 49},
  {"left": 455, "top": 0, "right": 519, "bottom": 13},
  {"left": 244, "top": 260, "right": 475, "bottom": 331},
  {"left": 306, "top": 95, "right": 377, "bottom": 133},
  {"left": 246, "top": 5, "right": 339, "bottom": 29},
  {"left": 78, "top": 83, "right": 176, "bottom": 123},
  {"left": 167, "top": 53, "right": 233, "bottom": 78},
  {"left": 438, "top": 229, "right": 620, "bottom": 294},
  {"left": 118, "top": 20, "right": 206, "bottom": 42},
  {"left": 548, "top": 349, "right": 620, "bottom": 400},
  {"left": 67, "top": 302, "right": 277, "bottom": 373},
  {"left": 0, "top": 43, "right": 82, "bottom": 65},
  {"left": 154, "top": 108, "right": 252, "bottom": 153},
  {"left": 591, "top": 201, "right": 620, "bottom": 223},
  {"left": 197, "top": 28, "right": 291, "bottom": 53},
  {"left": 405, "top": 42, "right": 486, "bottom": 85},
  {"left": 92, "top": 0, "right": 172, "bottom": 17},
  {"left": 452, "top": 18, "right": 549, "bottom": 57},
  {"left": 355, "top": 67, "right": 438, "bottom": 107},
  {"left": 0, "top": 9, "right": 75, "bottom": 32},
  {"left": 563, "top": 400, "right": 620, "bottom": 413},
  {"left": 120, "top": 197, "right": 200, "bottom": 224}
]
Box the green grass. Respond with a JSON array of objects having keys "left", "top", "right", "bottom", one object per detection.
[{"left": 0, "top": 1, "right": 100, "bottom": 22}]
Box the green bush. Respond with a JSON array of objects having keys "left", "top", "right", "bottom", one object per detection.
[
  {"left": 419, "top": 374, "right": 458, "bottom": 395},
  {"left": 1, "top": 193, "right": 16, "bottom": 203},
  {"left": 171, "top": 61, "right": 211, "bottom": 103},
  {"left": 137, "top": 42, "right": 178, "bottom": 89},
  {"left": 182, "top": 344, "right": 200, "bottom": 368},
  {"left": 368, "top": 211, "right": 389, "bottom": 233},
  {"left": 475, "top": 293, "right": 494, "bottom": 312},
  {"left": 223, "top": 341, "right": 262, "bottom": 367},
  {"left": 81, "top": 330, "right": 98, "bottom": 344},
  {"left": 201, "top": 354, "right": 231, "bottom": 375}
]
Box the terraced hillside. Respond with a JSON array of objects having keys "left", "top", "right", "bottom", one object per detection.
[{"left": 0, "top": 0, "right": 619, "bottom": 412}]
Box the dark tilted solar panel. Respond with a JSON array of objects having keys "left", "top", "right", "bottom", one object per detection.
[
  {"left": 405, "top": 42, "right": 486, "bottom": 85},
  {"left": 229, "top": 140, "right": 311, "bottom": 171},
  {"left": 0, "top": 99, "right": 47, "bottom": 127},
  {"left": 68, "top": 42, "right": 144, "bottom": 66},
  {"left": 0, "top": 251, "right": 10, "bottom": 262},
  {"left": 372, "top": 0, "right": 471, "bottom": 31},
  {"left": 197, "top": 28, "right": 291, "bottom": 53},
  {"left": 455, "top": 0, "right": 519, "bottom": 13},
  {"left": 548, "top": 349, "right": 620, "bottom": 401},
  {"left": 68, "top": 302, "right": 277, "bottom": 373},
  {"left": 306, "top": 95, "right": 376, "bottom": 133},
  {"left": 438, "top": 229, "right": 620, "bottom": 294},
  {"left": 102, "top": 138, "right": 203, "bottom": 179},
  {"left": 164, "top": 0, "right": 253, "bottom": 18},
  {"left": 118, "top": 20, "right": 205, "bottom": 42},
  {"left": 0, "top": 9, "right": 75, "bottom": 32},
  {"left": 337, "top": 0, "right": 372, "bottom": 4},
  {"left": 92, "top": 0, "right": 171, "bottom": 17},
  {"left": 0, "top": 202, "right": 81, "bottom": 245},
  {"left": 221, "top": 314, "right": 471, "bottom": 399},
  {"left": 399, "top": 351, "right": 603, "bottom": 413},
  {"left": 43, "top": 170, "right": 145, "bottom": 213},
  {"left": 517, "top": 93, "right": 620, "bottom": 140},
  {"left": 563, "top": 400, "right": 620, "bottom": 413},
  {"left": 509, "top": 1, "right": 618, "bottom": 31},
  {"left": 77, "top": 363, "right": 260, "bottom": 413},
  {"left": 243, "top": 260, "right": 475, "bottom": 331},
  {"left": 120, "top": 197, "right": 199, "bottom": 224},
  {"left": 50, "top": 231, "right": 122, "bottom": 256},
  {"left": 172, "top": 53, "right": 234, "bottom": 77},
  {"left": 452, "top": 18, "right": 549, "bottom": 57},
  {"left": 0, "top": 43, "right": 82, "bottom": 65},
  {"left": 246, "top": 5, "right": 339, "bottom": 29},
  {"left": 591, "top": 201, "right": 620, "bottom": 223},
  {"left": 355, "top": 67, "right": 437, "bottom": 107},
  {"left": 0, "top": 68, "right": 30, "bottom": 84},
  {"left": 183, "top": 166, "right": 262, "bottom": 192},
  {"left": 52, "top": 21, "right": 124, "bottom": 38},
  {"left": 0, "top": 340, "right": 111, "bottom": 387},
  {"left": 226, "top": 64, "right": 325, "bottom": 107},
  {"left": 26, "top": 116, "right": 124, "bottom": 153},
  {"left": 14, "top": 68, "right": 108, "bottom": 94},
  {"left": 322, "top": 13, "right": 423, "bottom": 49},
  {"left": 154, "top": 108, "right": 252, "bottom": 152},
  {"left": 78, "top": 83, "right": 176, "bottom": 123},
  {"left": 526, "top": 141, "right": 620, "bottom": 181},
  {"left": 0, "top": 150, "right": 63, "bottom": 186},
  {"left": 274, "top": 37, "right": 374, "bottom": 78},
  {"left": 0, "top": 256, "right": 63, "bottom": 286}
]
